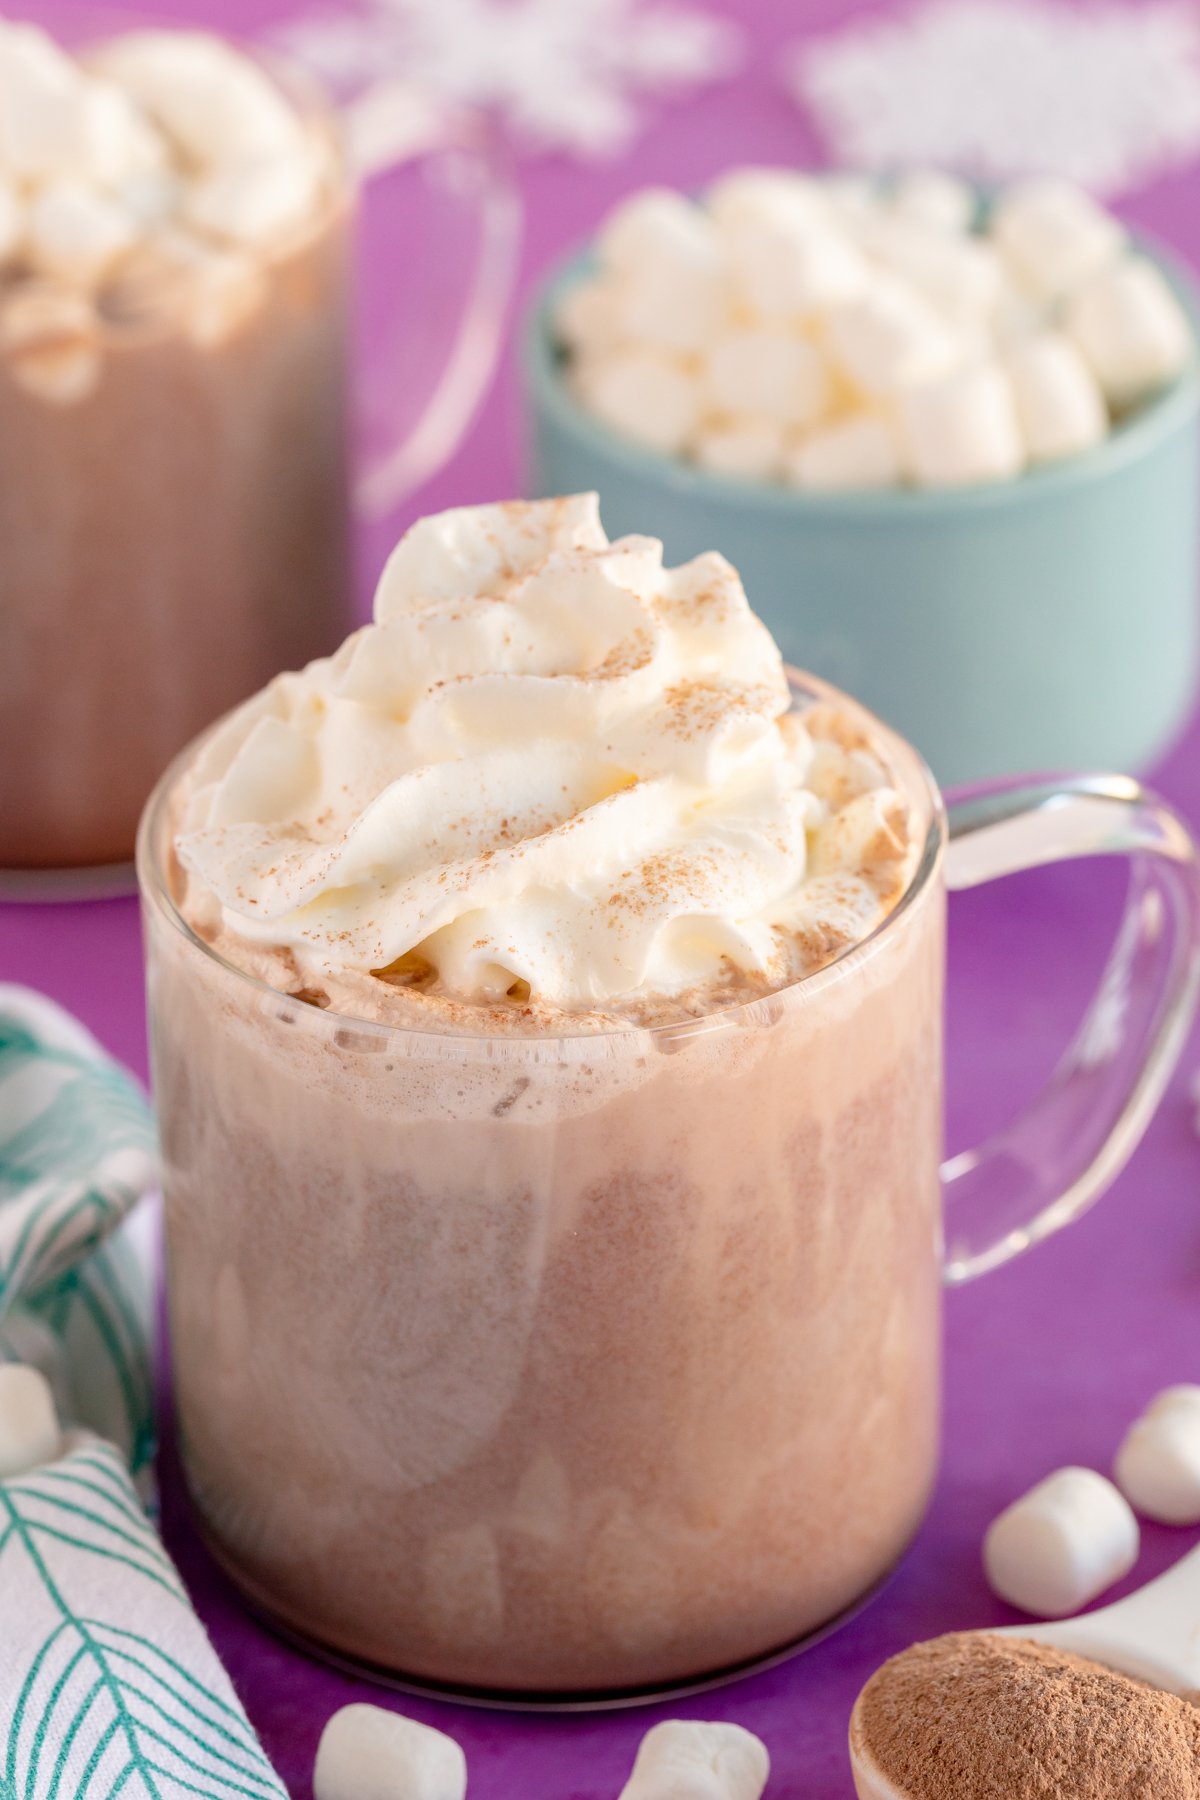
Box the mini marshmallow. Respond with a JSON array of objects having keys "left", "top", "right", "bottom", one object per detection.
[
  {"left": 785, "top": 414, "right": 901, "bottom": 491},
  {"left": 891, "top": 169, "right": 975, "bottom": 235},
  {"left": 725, "top": 216, "right": 869, "bottom": 321},
  {"left": 694, "top": 415, "right": 786, "bottom": 482},
  {"left": 703, "top": 326, "right": 830, "bottom": 428},
  {"left": 899, "top": 361, "right": 1026, "bottom": 487},
  {"left": 581, "top": 348, "right": 702, "bottom": 455},
  {"left": 598, "top": 187, "right": 712, "bottom": 275},
  {"left": 185, "top": 148, "right": 325, "bottom": 247},
  {"left": 825, "top": 280, "right": 963, "bottom": 397},
  {"left": 864, "top": 219, "right": 1004, "bottom": 323},
  {"left": 0, "top": 1365, "right": 62, "bottom": 1479},
  {"left": 82, "top": 81, "right": 168, "bottom": 188},
  {"left": 1006, "top": 332, "right": 1107, "bottom": 463},
  {"left": 0, "top": 179, "right": 24, "bottom": 263},
  {"left": 1115, "top": 1388, "right": 1200, "bottom": 1523},
  {"left": 706, "top": 165, "right": 830, "bottom": 235},
  {"left": 0, "top": 283, "right": 101, "bottom": 404},
  {"left": 95, "top": 32, "right": 307, "bottom": 168},
  {"left": 983, "top": 1466, "right": 1139, "bottom": 1616},
  {"left": 992, "top": 177, "right": 1125, "bottom": 302},
  {"left": 1065, "top": 257, "right": 1193, "bottom": 407},
  {"left": 28, "top": 180, "right": 140, "bottom": 284},
  {"left": 612, "top": 220, "right": 728, "bottom": 355},
  {"left": 553, "top": 276, "right": 623, "bottom": 356},
  {"left": 0, "top": 22, "right": 92, "bottom": 181},
  {"left": 313, "top": 1705, "right": 466, "bottom": 1800},
  {"left": 619, "top": 1721, "right": 769, "bottom": 1800}
]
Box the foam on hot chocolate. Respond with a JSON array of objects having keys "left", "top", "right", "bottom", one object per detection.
[{"left": 171, "top": 495, "right": 920, "bottom": 1028}]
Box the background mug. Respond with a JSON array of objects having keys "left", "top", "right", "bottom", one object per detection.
[
  {"left": 0, "top": 11, "right": 519, "bottom": 882},
  {"left": 526, "top": 240, "right": 1200, "bottom": 794},
  {"left": 139, "top": 671, "right": 1200, "bottom": 1705}
]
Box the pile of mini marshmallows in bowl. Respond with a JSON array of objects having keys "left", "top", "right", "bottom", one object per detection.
[
  {"left": 0, "top": 19, "right": 333, "bottom": 388},
  {"left": 555, "top": 170, "right": 1196, "bottom": 491}
]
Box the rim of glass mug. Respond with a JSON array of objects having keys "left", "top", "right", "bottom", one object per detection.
[
  {"left": 525, "top": 233, "right": 1200, "bottom": 519},
  {"left": 136, "top": 668, "right": 946, "bottom": 1059}
]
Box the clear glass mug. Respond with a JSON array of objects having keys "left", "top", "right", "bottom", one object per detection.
[
  {"left": 138, "top": 673, "right": 1200, "bottom": 1705},
  {"left": 0, "top": 12, "right": 518, "bottom": 881}
]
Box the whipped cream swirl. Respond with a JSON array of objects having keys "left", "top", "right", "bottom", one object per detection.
[{"left": 175, "top": 495, "right": 914, "bottom": 1016}]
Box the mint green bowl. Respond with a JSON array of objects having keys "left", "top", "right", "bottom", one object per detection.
[{"left": 525, "top": 244, "right": 1200, "bottom": 788}]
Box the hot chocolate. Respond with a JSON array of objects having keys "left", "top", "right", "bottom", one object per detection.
[
  {"left": 143, "top": 496, "right": 943, "bottom": 1693},
  {"left": 0, "top": 23, "right": 350, "bottom": 869}
]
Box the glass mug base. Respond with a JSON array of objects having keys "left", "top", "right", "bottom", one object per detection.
[{"left": 194, "top": 1510, "right": 911, "bottom": 1711}]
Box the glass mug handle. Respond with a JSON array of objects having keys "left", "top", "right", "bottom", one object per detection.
[
  {"left": 942, "top": 775, "right": 1200, "bottom": 1285},
  {"left": 342, "top": 83, "right": 522, "bottom": 518}
]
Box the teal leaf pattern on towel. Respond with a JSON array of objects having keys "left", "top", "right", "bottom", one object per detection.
[
  {"left": 0, "top": 1440, "right": 286, "bottom": 1800},
  {"left": 0, "top": 992, "right": 158, "bottom": 1470}
]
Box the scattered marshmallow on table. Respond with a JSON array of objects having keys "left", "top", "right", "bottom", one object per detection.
[
  {"left": 618, "top": 1721, "right": 770, "bottom": 1800},
  {"left": 1005, "top": 332, "right": 1108, "bottom": 463},
  {"left": 314, "top": 1705, "right": 466, "bottom": 1800},
  {"left": 898, "top": 362, "right": 1026, "bottom": 488},
  {"left": 983, "top": 1466, "right": 1139, "bottom": 1617},
  {"left": 1115, "top": 1387, "right": 1200, "bottom": 1524},
  {"left": 0, "top": 1364, "right": 62, "bottom": 1479},
  {"left": 1066, "top": 258, "right": 1194, "bottom": 408}
]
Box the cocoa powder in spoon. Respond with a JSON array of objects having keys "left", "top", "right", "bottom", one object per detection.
[{"left": 855, "top": 1632, "right": 1200, "bottom": 1798}]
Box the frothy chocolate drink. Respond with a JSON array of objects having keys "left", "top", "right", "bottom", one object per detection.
[
  {"left": 144, "top": 496, "right": 943, "bottom": 1694},
  {"left": 0, "top": 23, "right": 349, "bottom": 868}
]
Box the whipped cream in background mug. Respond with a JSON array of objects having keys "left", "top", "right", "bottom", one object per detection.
[
  {"left": 0, "top": 12, "right": 515, "bottom": 879},
  {"left": 139, "top": 497, "right": 1200, "bottom": 1702}
]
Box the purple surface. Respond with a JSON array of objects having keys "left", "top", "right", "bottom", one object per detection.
[{"left": 7, "top": 0, "right": 1200, "bottom": 1794}]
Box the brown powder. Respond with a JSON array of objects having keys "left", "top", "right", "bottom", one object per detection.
[{"left": 854, "top": 1633, "right": 1200, "bottom": 1799}]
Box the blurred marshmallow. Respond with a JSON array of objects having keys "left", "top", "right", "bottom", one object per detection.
[
  {"left": 581, "top": 348, "right": 702, "bottom": 454},
  {"left": 786, "top": 414, "right": 901, "bottom": 491},
  {"left": 899, "top": 361, "right": 1025, "bottom": 487},
  {"left": 992, "top": 177, "right": 1125, "bottom": 301},
  {"left": 1116, "top": 1388, "right": 1200, "bottom": 1524},
  {"left": 0, "top": 22, "right": 92, "bottom": 181},
  {"left": 864, "top": 219, "right": 1004, "bottom": 322},
  {"left": 694, "top": 415, "right": 785, "bottom": 481},
  {"left": 314, "top": 1705, "right": 466, "bottom": 1800},
  {"left": 597, "top": 187, "right": 712, "bottom": 274},
  {"left": 0, "top": 1366, "right": 62, "bottom": 1478},
  {"left": 706, "top": 166, "right": 829, "bottom": 235},
  {"left": 28, "top": 180, "right": 140, "bottom": 283},
  {"left": 826, "top": 280, "right": 963, "bottom": 397},
  {"left": 1006, "top": 332, "right": 1107, "bottom": 463},
  {"left": 725, "top": 217, "right": 869, "bottom": 321},
  {"left": 0, "top": 180, "right": 24, "bottom": 263},
  {"left": 612, "top": 211, "right": 728, "bottom": 354},
  {"left": 983, "top": 1466, "right": 1139, "bottom": 1616},
  {"left": 619, "top": 1721, "right": 769, "bottom": 1800},
  {"left": 95, "top": 32, "right": 307, "bottom": 168},
  {"left": 0, "top": 283, "right": 101, "bottom": 404},
  {"left": 185, "top": 148, "right": 325, "bottom": 246},
  {"left": 82, "top": 81, "right": 168, "bottom": 188},
  {"left": 891, "top": 169, "right": 975, "bottom": 234},
  {"left": 703, "top": 326, "right": 830, "bottom": 428},
  {"left": 554, "top": 276, "right": 623, "bottom": 356},
  {"left": 1065, "top": 257, "right": 1193, "bottom": 407}
]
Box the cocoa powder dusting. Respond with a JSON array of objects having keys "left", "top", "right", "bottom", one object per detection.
[{"left": 855, "top": 1633, "right": 1200, "bottom": 1799}]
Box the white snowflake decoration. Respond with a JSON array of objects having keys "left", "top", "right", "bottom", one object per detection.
[
  {"left": 785, "top": 0, "right": 1200, "bottom": 197},
  {"left": 273, "top": 0, "right": 745, "bottom": 161}
]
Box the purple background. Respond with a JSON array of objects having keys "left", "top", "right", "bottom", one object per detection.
[{"left": 6, "top": 1, "right": 1200, "bottom": 1794}]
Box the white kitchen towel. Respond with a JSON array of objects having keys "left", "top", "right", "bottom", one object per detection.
[{"left": 0, "top": 986, "right": 286, "bottom": 1799}]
